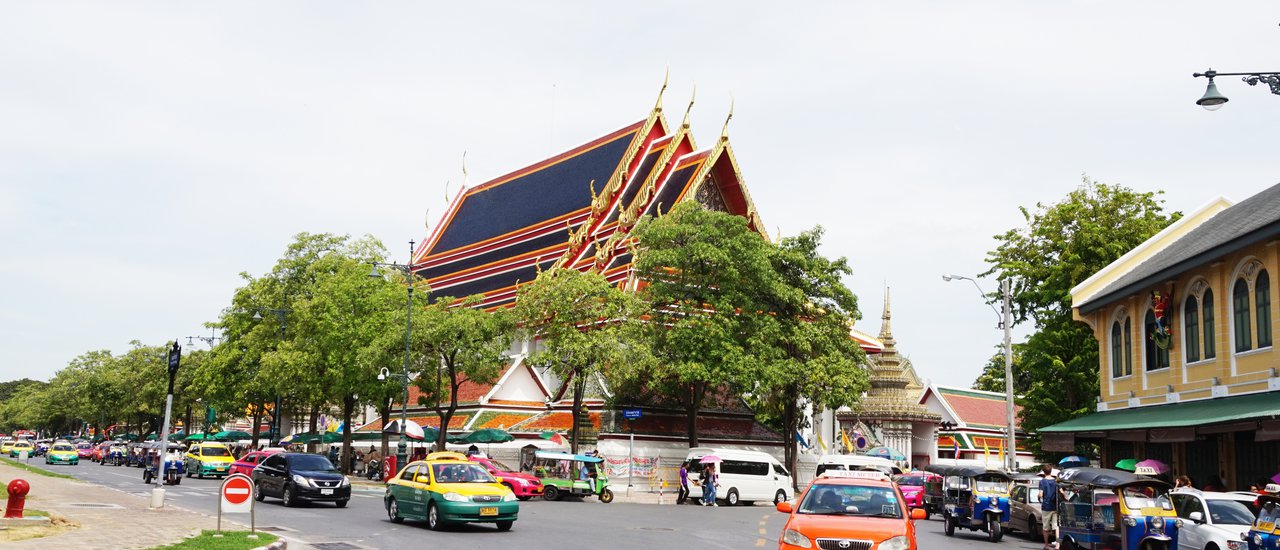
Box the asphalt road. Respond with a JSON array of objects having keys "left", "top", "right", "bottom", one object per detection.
[{"left": 39, "top": 459, "right": 1054, "bottom": 549}]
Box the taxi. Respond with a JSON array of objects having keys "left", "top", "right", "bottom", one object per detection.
[
  {"left": 384, "top": 457, "right": 519, "bottom": 531},
  {"left": 8, "top": 440, "right": 34, "bottom": 458},
  {"left": 776, "top": 470, "right": 925, "bottom": 550},
  {"left": 0, "top": 440, "right": 15, "bottom": 455},
  {"left": 45, "top": 442, "right": 79, "bottom": 465},
  {"left": 183, "top": 442, "right": 234, "bottom": 479}
]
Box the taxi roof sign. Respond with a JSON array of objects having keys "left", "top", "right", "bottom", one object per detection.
[
  {"left": 1266, "top": 483, "right": 1280, "bottom": 494},
  {"left": 1134, "top": 466, "right": 1160, "bottom": 476},
  {"left": 817, "top": 469, "right": 889, "bottom": 481}
]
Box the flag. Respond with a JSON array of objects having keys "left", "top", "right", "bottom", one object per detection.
[
  {"left": 999, "top": 439, "right": 1006, "bottom": 465},
  {"left": 794, "top": 430, "right": 811, "bottom": 450},
  {"left": 953, "top": 440, "right": 960, "bottom": 459},
  {"left": 816, "top": 433, "right": 828, "bottom": 452},
  {"left": 983, "top": 440, "right": 990, "bottom": 464},
  {"left": 841, "top": 429, "right": 853, "bottom": 452}
]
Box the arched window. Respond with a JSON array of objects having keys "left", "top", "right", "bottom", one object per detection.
[
  {"left": 1145, "top": 309, "right": 1169, "bottom": 370},
  {"left": 1123, "top": 317, "right": 1133, "bottom": 375},
  {"left": 1257, "top": 270, "right": 1272, "bottom": 348},
  {"left": 1203, "top": 289, "right": 1215, "bottom": 359},
  {"left": 1184, "top": 296, "right": 1200, "bottom": 362},
  {"left": 1234, "top": 278, "right": 1252, "bottom": 352},
  {"left": 1111, "top": 322, "right": 1123, "bottom": 377}
]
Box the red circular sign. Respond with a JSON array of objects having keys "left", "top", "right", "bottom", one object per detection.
[{"left": 223, "top": 476, "right": 252, "bottom": 505}]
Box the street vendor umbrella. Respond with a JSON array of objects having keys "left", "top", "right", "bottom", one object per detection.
[
  {"left": 1134, "top": 459, "right": 1170, "bottom": 475},
  {"left": 382, "top": 419, "right": 429, "bottom": 441},
  {"left": 539, "top": 431, "right": 567, "bottom": 446},
  {"left": 183, "top": 433, "right": 208, "bottom": 442},
  {"left": 699, "top": 455, "right": 723, "bottom": 464},
  {"left": 117, "top": 434, "right": 139, "bottom": 441},
  {"left": 1271, "top": 472, "right": 1280, "bottom": 484},
  {"left": 213, "top": 430, "right": 252, "bottom": 441},
  {"left": 144, "top": 434, "right": 158, "bottom": 441},
  {"left": 463, "top": 428, "right": 514, "bottom": 444},
  {"left": 1114, "top": 458, "right": 1139, "bottom": 472},
  {"left": 864, "top": 446, "right": 906, "bottom": 461},
  {"left": 1059, "top": 455, "right": 1090, "bottom": 468}
]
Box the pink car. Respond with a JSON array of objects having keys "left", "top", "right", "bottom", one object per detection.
[
  {"left": 469, "top": 456, "right": 544, "bottom": 500},
  {"left": 75, "top": 442, "right": 95, "bottom": 459},
  {"left": 893, "top": 472, "right": 941, "bottom": 518},
  {"left": 229, "top": 450, "right": 280, "bottom": 477}
]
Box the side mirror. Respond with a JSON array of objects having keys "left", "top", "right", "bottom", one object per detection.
[
  {"left": 1188, "top": 511, "right": 1204, "bottom": 523},
  {"left": 911, "top": 508, "right": 927, "bottom": 520},
  {"left": 494, "top": 476, "right": 504, "bottom": 484},
  {"left": 415, "top": 475, "right": 430, "bottom": 484},
  {"left": 776, "top": 501, "right": 794, "bottom": 513}
]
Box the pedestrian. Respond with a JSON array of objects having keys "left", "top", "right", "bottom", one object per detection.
[
  {"left": 702, "top": 463, "right": 718, "bottom": 507},
  {"left": 1038, "top": 464, "right": 1060, "bottom": 550},
  {"left": 677, "top": 462, "right": 690, "bottom": 504},
  {"left": 1174, "top": 475, "right": 1193, "bottom": 489},
  {"left": 466, "top": 444, "right": 479, "bottom": 457}
]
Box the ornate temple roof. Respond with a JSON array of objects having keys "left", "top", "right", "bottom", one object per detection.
[{"left": 847, "top": 288, "right": 942, "bottom": 424}]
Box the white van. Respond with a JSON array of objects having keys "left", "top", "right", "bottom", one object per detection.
[
  {"left": 683, "top": 447, "right": 792, "bottom": 506},
  {"left": 814, "top": 454, "right": 903, "bottom": 477}
]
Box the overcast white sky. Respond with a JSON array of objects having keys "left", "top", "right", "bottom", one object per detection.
[{"left": 2, "top": 2, "right": 1278, "bottom": 388}]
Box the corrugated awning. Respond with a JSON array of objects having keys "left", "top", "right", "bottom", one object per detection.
[{"left": 1039, "top": 391, "right": 1280, "bottom": 433}]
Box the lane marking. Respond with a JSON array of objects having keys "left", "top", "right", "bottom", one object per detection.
[
  {"left": 758, "top": 528, "right": 767, "bottom": 535},
  {"left": 755, "top": 538, "right": 766, "bottom": 547}
]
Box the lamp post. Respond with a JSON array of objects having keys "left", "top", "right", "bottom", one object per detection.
[
  {"left": 943, "top": 274, "right": 1017, "bottom": 471},
  {"left": 185, "top": 328, "right": 222, "bottom": 349},
  {"left": 369, "top": 239, "right": 417, "bottom": 473},
  {"left": 250, "top": 307, "right": 288, "bottom": 445},
  {"left": 1193, "top": 68, "right": 1280, "bottom": 110},
  {"left": 152, "top": 340, "right": 182, "bottom": 508}
]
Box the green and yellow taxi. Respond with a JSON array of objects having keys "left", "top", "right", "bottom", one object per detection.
[
  {"left": 0, "top": 440, "right": 16, "bottom": 455},
  {"left": 8, "top": 440, "right": 34, "bottom": 458},
  {"left": 183, "top": 442, "right": 233, "bottom": 479},
  {"left": 45, "top": 442, "right": 79, "bottom": 465},
  {"left": 384, "top": 457, "right": 519, "bottom": 531}
]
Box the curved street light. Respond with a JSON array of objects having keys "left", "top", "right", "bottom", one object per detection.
[
  {"left": 943, "top": 274, "right": 1017, "bottom": 471},
  {"left": 1193, "top": 68, "right": 1280, "bottom": 110},
  {"left": 368, "top": 240, "right": 418, "bottom": 474}
]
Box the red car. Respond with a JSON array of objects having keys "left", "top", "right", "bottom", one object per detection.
[
  {"left": 228, "top": 450, "right": 280, "bottom": 477},
  {"left": 893, "top": 471, "right": 941, "bottom": 518},
  {"left": 75, "top": 442, "right": 95, "bottom": 459},
  {"left": 469, "top": 456, "right": 543, "bottom": 500},
  {"left": 91, "top": 442, "right": 111, "bottom": 462}
]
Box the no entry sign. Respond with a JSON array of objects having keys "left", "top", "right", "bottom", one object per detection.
[{"left": 220, "top": 474, "right": 254, "bottom": 514}]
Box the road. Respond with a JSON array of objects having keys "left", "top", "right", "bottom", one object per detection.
[{"left": 41, "top": 459, "right": 1052, "bottom": 549}]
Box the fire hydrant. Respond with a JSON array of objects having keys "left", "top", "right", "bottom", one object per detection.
[{"left": 6, "top": 479, "right": 29, "bottom": 518}]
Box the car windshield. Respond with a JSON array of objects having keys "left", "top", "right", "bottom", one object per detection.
[
  {"left": 1206, "top": 499, "right": 1256, "bottom": 525},
  {"left": 76, "top": 443, "right": 91, "bottom": 449},
  {"left": 432, "top": 463, "right": 497, "bottom": 483},
  {"left": 976, "top": 479, "right": 1010, "bottom": 493},
  {"left": 895, "top": 476, "right": 928, "bottom": 486},
  {"left": 53, "top": 444, "right": 74, "bottom": 451},
  {"left": 1121, "top": 485, "right": 1173, "bottom": 511},
  {"left": 289, "top": 455, "right": 337, "bottom": 472},
  {"left": 485, "top": 458, "right": 515, "bottom": 472},
  {"left": 201, "top": 447, "right": 231, "bottom": 457},
  {"left": 799, "top": 484, "right": 902, "bottom": 518}
]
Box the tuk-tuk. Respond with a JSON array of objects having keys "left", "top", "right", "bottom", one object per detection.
[
  {"left": 1247, "top": 484, "right": 1280, "bottom": 550},
  {"left": 141, "top": 442, "right": 185, "bottom": 485},
  {"left": 1056, "top": 467, "right": 1181, "bottom": 550},
  {"left": 531, "top": 450, "right": 613, "bottom": 503},
  {"left": 107, "top": 443, "right": 127, "bottom": 466},
  {"left": 925, "top": 464, "right": 1013, "bottom": 542}
]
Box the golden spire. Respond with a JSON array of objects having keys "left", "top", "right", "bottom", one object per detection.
[
  {"left": 720, "top": 95, "right": 734, "bottom": 141},
  {"left": 682, "top": 84, "right": 696, "bottom": 129},
  {"left": 879, "top": 285, "right": 893, "bottom": 341},
  {"left": 654, "top": 68, "right": 669, "bottom": 112}
]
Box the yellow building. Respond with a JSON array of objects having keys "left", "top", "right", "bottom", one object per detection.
[{"left": 1041, "top": 183, "right": 1280, "bottom": 490}]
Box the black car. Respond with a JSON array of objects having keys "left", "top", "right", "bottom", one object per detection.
[{"left": 252, "top": 452, "right": 351, "bottom": 507}]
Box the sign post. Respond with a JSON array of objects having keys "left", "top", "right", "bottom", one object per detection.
[{"left": 218, "top": 474, "right": 256, "bottom": 537}]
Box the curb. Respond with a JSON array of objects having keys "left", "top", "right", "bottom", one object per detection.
[{"left": 252, "top": 541, "right": 287, "bottom": 550}]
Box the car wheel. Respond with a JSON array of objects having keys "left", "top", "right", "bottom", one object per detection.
[
  {"left": 387, "top": 498, "right": 403, "bottom": 523},
  {"left": 254, "top": 484, "right": 265, "bottom": 502},
  {"left": 1029, "top": 519, "right": 1040, "bottom": 540},
  {"left": 335, "top": 499, "right": 348, "bottom": 508},
  {"left": 427, "top": 502, "right": 443, "bottom": 531},
  {"left": 988, "top": 517, "right": 1002, "bottom": 542},
  {"left": 143, "top": 471, "right": 153, "bottom": 484},
  {"left": 944, "top": 515, "right": 955, "bottom": 537},
  {"left": 774, "top": 490, "right": 787, "bottom": 505},
  {"left": 517, "top": 495, "right": 532, "bottom": 501},
  {"left": 543, "top": 485, "right": 560, "bottom": 501},
  {"left": 726, "top": 489, "right": 740, "bottom": 506},
  {"left": 599, "top": 488, "right": 614, "bottom": 503},
  {"left": 282, "top": 485, "right": 296, "bottom": 507},
  {"left": 496, "top": 520, "right": 513, "bottom": 531}
]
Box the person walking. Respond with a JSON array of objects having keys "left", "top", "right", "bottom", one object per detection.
[
  {"left": 1174, "top": 475, "right": 1193, "bottom": 489},
  {"left": 1038, "top": 464, "right": 1060, "bottom": 550},
  {"left": 677, "top": 463, "right": 690, "bottom": 504},
  {"left": 702, "top": 463, "right": 719, "bottom": 507}
]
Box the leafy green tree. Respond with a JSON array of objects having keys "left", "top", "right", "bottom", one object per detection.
[
  {"left": 982, "top": 178, "right": 1179, "bottom": 456},
  {"left": 514, "top": 267, "right": 640, "bottom": 453},
  {"left": 631, "top": 201, "right": 777, "bottom": 447},
  {"left": 971, "top": 345, "right": 1029, "bottom": 394}
]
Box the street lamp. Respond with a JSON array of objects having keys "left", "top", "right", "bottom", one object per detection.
[
  {"left": 152, "top": 340, "right": 182, "bottom": 508},
  {"left": 369, "top": 239, "right": 418, "bottom": 473},
  {"left": 1193, "top": 68, "right": 1280, "bottom": 110},
  {"left": 186, "top": 328, "right": 223, "bottom": 349},
  {"left": 247, "top": 306, "right": 288, "bottom": 445},
  {"left": 943, "top": 273, "right": 1017, "bottom": 471}
]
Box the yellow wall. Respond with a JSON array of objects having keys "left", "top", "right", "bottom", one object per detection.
[{"left": 1077, "top": 241, "right": 1280, "bottom": 410}]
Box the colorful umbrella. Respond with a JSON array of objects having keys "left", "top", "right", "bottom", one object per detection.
[
  {"left": 1134, "top": 459, "right": 1169, "bottom": 475},
  {"left": 1114, "top": 458, "right": 1138, "bottom": 471},
  {"left": 864, "top": 446, "right": 906, "bottom": 461},
  {"left": 213, "top": 430, "right": 252, "bottom": 441},
  {"left": 539, "top": 431, "right": 567, "bottom": 446},
  {"left": 1058, "top": 455, "right": 1090, "bottom": 468},
  {"left": 463, "top": 428, "right": 514, "bottom": 444},
  {"left": 699, "top": 455, "right": 723, "bottom": 464},
  {"left": 1271, "top": 473, "right": 1280, "bottom": 484},
  {"left": 382, "top": 419, "right": 432, "bottom": 441}
]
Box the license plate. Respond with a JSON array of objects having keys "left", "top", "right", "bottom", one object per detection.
[
  {"left": 320, "top": 489, "right": 333, "bottom": 495},
  {"left": 479, "top": 507, "right": 498, "bottom": 516}
]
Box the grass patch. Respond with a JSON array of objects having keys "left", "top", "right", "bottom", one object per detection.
[
  {"left": 148, "top": 530, "right": 279, "bottom": 550},
  {"left": 0, "top": 456, "right": 75, "bottom": 479}
]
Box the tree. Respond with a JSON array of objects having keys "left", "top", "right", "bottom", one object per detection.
[
  {"left": 631, "top": 201, "right": 777, "bottom": 447},
  {"left": 514, "top": 267, "right": 639, "bottom": 453},
  {"left": 411, "top": 295, "right": 513, "bottom": 452},
  {"left": 982, "top": 177, "right": 1179, "bottom": 456},
  {"left": 752, "top": 227, "right": 869, "bottom": 484},
  {"left": 971, "top": 345, "right": 1029, "bottom": 394}
]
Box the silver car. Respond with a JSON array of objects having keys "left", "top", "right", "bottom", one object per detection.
[{"left": 1009, "top": 480, "right": 1047, "bottom": 540}]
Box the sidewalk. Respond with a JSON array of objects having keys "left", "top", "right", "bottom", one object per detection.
[{"left": 0, "top": 462, "right": 219, "bottom": 549}]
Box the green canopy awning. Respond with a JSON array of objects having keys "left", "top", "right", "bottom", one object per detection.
[{"left": 1040, "top": 391, "right": 1280, "bottom": 433}]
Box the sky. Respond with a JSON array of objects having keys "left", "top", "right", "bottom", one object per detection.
[{"left": 2, "top": 2, "right": 1278, "bottom": 389}]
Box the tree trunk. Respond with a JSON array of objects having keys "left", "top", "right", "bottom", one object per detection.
[
  {"left": 435, "top": 357, "right": 460, "bottom": 453},
  {"left": 570, "top": 374, "right": 584, "bottom": 454},
  {"left": 249, "top": 405, "right": 263, "bottom": 449},
  {"left": 307, "top": 405, "right": 319, "bottom": 453},
  {"left": 686, "top": 381, "right": 706, "bottom": 447},
  {"left": 783, "top": 386, "right": 799, "bottom": 491},
  {"left": 341, "top": 394, "right": 355, "bottom": 474}
]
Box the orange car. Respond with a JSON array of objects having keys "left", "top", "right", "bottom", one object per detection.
[{"left": 776, "top": 471, "right": 926, "bottom": 550}]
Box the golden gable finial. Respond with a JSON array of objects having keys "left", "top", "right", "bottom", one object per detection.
[
  {"left": 444, "top": 180, "right": 450, "bottom": 203},
  {"left": 461, "top": 151, "right": 469, "bottom": 188},
  {"left": 682, "top": 84, "right": 696, "bottom": 128},
  {"left": 720, "top": 95, "right": 734, "bottom": 141},
  {"left": 654, "top": 68, "right": 669, "bottom": 112}
]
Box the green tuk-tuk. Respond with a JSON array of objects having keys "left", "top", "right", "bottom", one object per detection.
[{"left": 531, "top": 450, "right": 613, "bottom": 503}]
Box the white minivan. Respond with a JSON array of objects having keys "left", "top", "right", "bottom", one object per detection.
[
  {"left": 683, "top": 447, "right": 793, "bottom": 506},
  {"left": 814, "top": 454, "right": 903, "bottom": 477}
]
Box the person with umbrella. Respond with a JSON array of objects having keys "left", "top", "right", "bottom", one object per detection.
[{"left": 700, "top": 459, "right": 719, "bottom": 507}]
